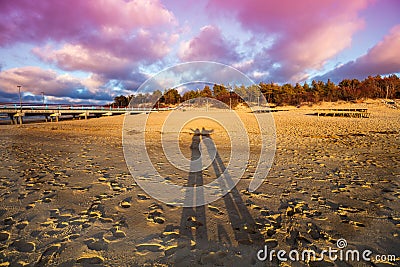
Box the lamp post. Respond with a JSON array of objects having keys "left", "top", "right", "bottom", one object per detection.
[
  {"left": 17, "top": 85, "right": 22, "bottom": 112},
  {"left": 16, "top": 85, "right": 22, "bottom": 124},
  {"left": 229, "top": 86, "right": 233, "bottom": 111},
  {"left": 41, "top": 92, "right": 45, "bottom": 105}
]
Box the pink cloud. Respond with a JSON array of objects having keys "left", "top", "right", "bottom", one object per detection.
[
  {"left": 32, "top": 30, "right": 178, "bottom": 79},
  {"left": 33, "top": 44, "right": 133, "bottom": 76},
  {"left": 0, "top": 66, "right": 82, "bottom": 97},
  {"left": 363, "top": 25, "right": 400, "bottom": 70},
  {"left": 1, "top": 0, "right": 178, "bottom": 80},
  {"left": 31, "top": 33, "right": 178, "bottom": 82},
  {"left": 317, "top": 24, "right": 400, "bottom": 81},
  {"left": 0, "top": 0, "right": 175, "bottom": 45},
  {"left": 207, "top": 0, "right": 369, "bottom": 82},
  {"left": 178, "top": 25, "right": 240, "bottom": 63}
]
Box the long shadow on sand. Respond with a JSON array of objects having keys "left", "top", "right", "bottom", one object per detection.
[
  {"left": 178, "top": 128, "right": 262, "bottom": 249},
  {"left": 178, "top": 128, "right": 208, "bottom": 248}
]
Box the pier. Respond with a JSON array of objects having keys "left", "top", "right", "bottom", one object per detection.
[
  {"left": 313, "top": 108, "right": 369, "bottom": 118},
  {"left": 0, "top": 105, "right": 169, "bottom": 124},
  {"left": 253, "top": 108, "right": 289, "bottom": 113}
]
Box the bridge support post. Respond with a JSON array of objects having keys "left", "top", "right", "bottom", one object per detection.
[
  {"left": 79, "top": 112, "right": 88, "bottom": 120},
  {"left": 9, "top": 114, "right": 15, "bottom": 125},
  {"left": 13, "top": 113, "right": 24, "bottom": 125},
  {"left": 50, "top": 113, "right": 60, "bottom": 122}
]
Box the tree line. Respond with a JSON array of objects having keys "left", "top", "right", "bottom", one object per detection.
[{"left": 112, "top": 74, "right": 400, "bottom": 108}]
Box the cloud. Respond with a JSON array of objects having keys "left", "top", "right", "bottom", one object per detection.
[
  {"left": 81, "top": 74, "right": 107, "bottom": 93},
  {"left": 178, "top": 25, "right": 240, "bottom": 63},
  {"left": 0, "top": 65, "right": 149, "bottom": 102},
  {"left": 315, "top": 25, "right": 400, "bottom": 82},
  {"left": 32, "top": 44, "right": 134, "bottom": 79},
  {"left": 32, "top": 31, "right": 179, "bottom": 79},
  {"left": 207, "top": 0, "right": 369, "bottom": 82},
  {"left": 1, "top": 0, "right": 178, "bottom": 82},
  {"left": 0, "top": 0, "right": 175, "bottom": 46},
  {"left": 0, "top": 66, "right": 98, "bottom": 103},
  {"left": 0, "top": 90, "right": 18, "bottom": 103}
]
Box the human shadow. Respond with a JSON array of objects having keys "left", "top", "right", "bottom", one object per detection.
[
  {"left": 179, "top": 127, "right": 262, "bottom": 249},
  {"left": 202, "top": 132, "right": 262, "bottom": 245},
  {"left": 178, "top": 128, "right": 208, "bottom": 248},
  {"left": 189, "top": 127, "right": 214, "bottom": 136}
]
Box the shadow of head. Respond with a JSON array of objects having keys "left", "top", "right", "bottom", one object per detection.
[{"left": 189, "top": 127, "right": 214, "bottom": 137}]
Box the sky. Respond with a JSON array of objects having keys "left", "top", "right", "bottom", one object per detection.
[{"left": 0, "top": 0, "right": 399, "bottom": 104}]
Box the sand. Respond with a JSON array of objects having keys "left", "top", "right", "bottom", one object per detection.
[{"left": 0, "top": 100, "right": 399, "bottom": 266}]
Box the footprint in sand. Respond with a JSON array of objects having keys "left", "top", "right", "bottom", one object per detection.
[
  {"left": 76, "top": 254, "right": 104, "bottom": 264},
  {"left": 98, "top": 177, "right": 107, "bottom": 182},
  {"left": 136, "top": 243, "right": 164, "bottom": 252},
  {"left": 12, "top": 240, "right": 36, "bottom": 252},
  {"left": 137, "top": 194, "right": 150, "bottom": 200},
  {"left": 42, "top": 243, "right": 62, "bottom": 256},
  {"left": 120, "top": 197, "right": 132, "bottom": 209},
  {"left": 185, "top": 216, "right": 203, "bottom": 228},
  {"left": 26, "top": 202, "right": 35, "bottom": 210},
  {"left": 161, "top": 230, "right": 180, "bottom": 241},
  {"left": 0, "top": 231, "right": 10, "bottom": 242},
  {"left": 102, "top": 225, "right": 127, "bottom": 242},
  {"left": 208, "top": 205, "right": 224, "bottom": 215},
  {"left": 41, "top": 192, "right": 57, "bottom": 203},
  {"left": 36, "top": 243, "right": 62, "bottom": 266},
  {"left": 109, "top": 181, "right": 125, "bottom": 193},
  {"left": 99, "top": 216, "right": 114, "bottom": 223},
  {"left": 337, "top": 211, "right": 350, "bottom": 223},
  {"left": 146, "top": 203, "right": 165, "bottom": 224},
  {"left": 4, "top": 216, "right": 16, "bottom": 226},
  {"left": 84, "top": 237, "right": 109, "bottom": 251},
  {"left": 15, "top": 220, "right": 29, "bottom": 230},
  {"left": 87, "top": 204, "right": 105, "bottom": 219},
  {"left": 112, "top": 228, "right": 127, "bottom": 238},
  {"left": 57, "top": 221, "right": 69, "bottom": 229},
  {"left": 350, "top": 220, "right": 365, "bottom": 227}
]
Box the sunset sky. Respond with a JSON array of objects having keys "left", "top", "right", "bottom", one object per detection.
[{"left": 0, "top": 0, "right": 399, "bottom": 104}]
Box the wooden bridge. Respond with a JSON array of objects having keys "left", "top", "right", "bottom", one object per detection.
[
  {"left": 313, "top": 108, "right": 369, "bottom": 118},
  {"left": 0, "top": 105, "right": 169, "bottom": 124},
  {"left": 253, "top": 108, "right": 289, "bottom": 113}
]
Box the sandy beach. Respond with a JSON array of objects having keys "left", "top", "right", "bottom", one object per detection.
[{"left": 0, "top": 100, "right": 399, "bottom": 266}]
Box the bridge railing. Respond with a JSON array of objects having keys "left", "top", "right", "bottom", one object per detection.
[{"left": 0, "top": 104, "right": 174, "bottom": 112}]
